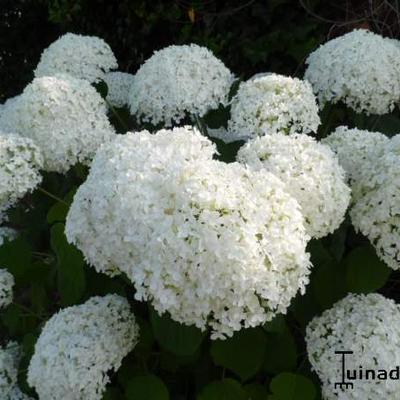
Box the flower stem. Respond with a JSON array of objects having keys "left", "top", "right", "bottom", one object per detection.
[
  {"left": 105, "top": 98, "right": 130, "bottom": 131},
  {"left": 37, "top": 187, "right": 69, "bottom": 206}
]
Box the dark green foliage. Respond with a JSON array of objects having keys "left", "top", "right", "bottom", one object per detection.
[{"left": 2, "top": 1, "right": 400, "bottom": 399}]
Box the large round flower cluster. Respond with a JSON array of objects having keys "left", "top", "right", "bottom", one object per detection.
[
  {"left": 305, "top": 29, "right": 400, "bottom": 115},
  {"left": 0, "top": 269, "right": 14, "bottom": 309},
  {"left": 103, "top": 71, "right": 135, "bottom": 108},
  {"left": 322, "top": 126, "right": 389, "bottom": 195},
  {"left": 129, "top": 44, "right": 234, "bottom": 126},
  {"left": 227, "top": 73, "right": 320, "bottom": 141},
  {"left": 306, "top": 293, "right": 400, "bottom": 400},
  {"left": 350, "top": 135, "right": 400, "bottom": 269},
  {"left": 27, "top": 294, "right": 139, "bottom": 400},
  {"left": 0, "top": 341, "right": 32, "bottom": 399},
  {"left": 237, "top": 134, "right": 350, "bottom": 238},
  {"left": 0, "top": 75, "right": 115, "bottom": 173},
  {"left": 0, "top": 96, "right": 19, "bottom": 119},
  {"left": 34, "top": 33, "right": 117, "bottom": 83},
  {"left": 66, "top": 127, "right": 311, "bottom": 338},
  {"left": 0, "top": 133, "right": 43, "bottom": 220}
]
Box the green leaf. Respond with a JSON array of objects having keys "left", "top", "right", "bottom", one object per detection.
[
  {"left": 1, "top": 304, "right": 38, "bottom": 336},
  {"left": 198, "top": 379, "right": 247, "bottom": 400},
  {"left": 210, "top": 328, "right": 267, "bottom": 381},
  {"left": 214, "top": 139, "right": 245, "bottom": 163},
  {"left": 244, "top": 383, "right": 269, "bottom": 400},
  {"left": 0, "top": 237, "right": 32, "bottom": 284},
  {"left": 30, "top": 282, "right": 48, "bottom": 314},
  {"left": 47, "top": 190, "right": 75, "bottom": 224},
  {"left": 149, "top": 307, "right": 205, "bottom": 356},
  {"left": 135, "top": 317, "right": 154, "bottom": 358},
  {"left": 50, "top": 223, "right": 86, "bottom": 306},
  {"left": 93, "top": 79, "right": 108, "bottom": 99},
  {"left": 159, "top": 349, "right": 200, "bottom": 373},
  {"left": 313, "top": 261, "right": 347, "bottom": 310},
  {"left": 346, "top": 245, "right": 391, "bottom": 293},
  {"left": 125, "top": 375, "right": 169, "bottom": 400},
  {"left": 290, "top": 289, "right": 320, "bottom": 329},
  {"left": 264, "top": 331, "right": 297, "bottom": 374},
  {"left": 369, "top": 113, "right": 400, "bottom": 136},
  {"left": 307, "top": 240, "right": 333, "bottom": 266},
  {"left": 269, "top": 373, "right": 316, "bottom": 400},
  {"left": 102, "top": 387, "right": 123, "bottom": 400},
  {"left": 322, "top": 220, "right": 349, "bottom": 261},
  {"left": 263, "top": 315, "right": 288, "bottom": 334}
]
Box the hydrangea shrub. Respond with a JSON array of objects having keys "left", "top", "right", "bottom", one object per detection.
[{"left": 1, "top": 29, "right": 400, "bottom": 400}]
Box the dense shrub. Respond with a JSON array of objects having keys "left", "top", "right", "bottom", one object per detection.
[{"left": 2, "top": 2, "right": 400, "bottom": 399}]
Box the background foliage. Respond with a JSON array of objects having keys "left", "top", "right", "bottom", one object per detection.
[{"left": 2, "top": 1, "right": 400, "bottom": 399}]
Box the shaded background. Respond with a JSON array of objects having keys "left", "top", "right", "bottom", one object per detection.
[{"left": 2, "top": 0, "right": 400, "bottom": 102}]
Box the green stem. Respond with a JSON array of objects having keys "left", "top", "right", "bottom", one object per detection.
[
  {"left": 37, "top": 187, "right": 69, "bottom": 206},
  {"left": 12, "top": 302, "right": 44, "bottom": 319},
  {"left": 105, "top": 98, "right": 129, "bottom": 131},
  {"left": 193, "top": 115, "right": 208, "bottom": 136}
]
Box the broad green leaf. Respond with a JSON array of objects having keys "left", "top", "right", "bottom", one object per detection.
[
  {"left": 322, "top": 220, "right": 349, "bottom": 261},
  {"left": 0, "top": 237, "right": 32, "bottom": 284},
  {"left": 135, "top": 317, "right": 154, "bottom": 358},
  {"left": 307, "top": 240, "right": 333, "bottom": 266},
  {"left": 102, "top": 387, "right": 123, "bottom": 400},
  {"left": 203, "top": 104, "right": 229, "bottom": 129},
  {"left": 290, "top": 289, "right": 321, "bottom": 329},
  {"left": 214, "top": 139, "right": 245, "bottom": 163},
  {"left": 369, "top": 113, "right": 400, "bottom": 136},
  {"left": 269, "top": 373, "right": 316, "bottom": 400},
  {"left": 210, "top": 328, "right": 267, "bottom": 381},
  {"left": 85, "top": 268, "right": 126, "bottom": 297},
  {"left": 125, "top": 375, "right": 169, "bottom": 400},
  {"left": 47, "top": 190, "right": 75, "bottom": 224},
  {"left": 159, "top": 349, "right": 200, "bottom": 373},
  {"left": 198, "top": 379, "right": 247, "bottom": 400},
  {"left": 50, "top": 223, "right": 86, "bottom": 306},
  {"left": 93, "top": 79, "right": 108, "bottom": 98},
  {"left": 264, "top": 331, "right": 297, "bottom": 374},
  {"left": 346, "top": 245, "right": 391, "bottom": 293},
  {"left": 1, "top": 304, "right": 38, "bottom": 336},
  {"left": 150, "top": 308, "right": 205, "bottom": 356},
  {"left": 263, "top": 315, "right": 288, "bottom": 334},
  {"left": 244, "top": 383, "right": 269, "bottom": 400},
  {"left": 30, "top": 282, "right": 48, "bottom": 314},
  {"left": 313, "top": 261, "right": 347, "bottom": 310}
]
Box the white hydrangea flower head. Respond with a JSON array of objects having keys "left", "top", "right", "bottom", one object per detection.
[
  {"left": 354, "top": 133, "right": 400, "bottom": 195},
  {"left": 207, "top": 127, "right": 243, "bottom": 144},
  {"left": 27, "top": 294, "right": 139, "bottom": 400},
  {"left": 0, "top": 227, "right": 17, "bottom": 246},
  {"left": 238, "top": 134, "right": 351, "bottom": 238},
  {"left": 350, "top": 136, "right": 400, "bottom": 269},
  {"left": 0, "top": 341, "right": 31, "bottom": 399},
  {"left": 0, "top": 96, "right": 20, "bottom": 118},
  {"left": 0, "top": 133, "right": 43, "bottom": 219},
  {"left": 129, "top": 44, "right": 234, "bottom": 126},
  {"left": 227, "top": 73, "right": 320, "bottom": 141},
  {"left": 34, "top": 33, "right": 117, "bottom": 83},
  {"left": 103, "top": 71, "right": 134, "bottom": 108},
  {"left": 322, "top": 126, "right": 389, "bottom": 195},
  {"left": 0, "top": 75, "right": 115, "bottom": 173},
  {"left": 351, "top": 179, "right": 400, "bottom": 270},
  {"left": 306, "top": 293, "right": 400, "bottom": 400},
  {"left": 0, "top": 342, "right": 19, "bottom": 396},
  {"left": 0, "top": 268, "right": 14, "bottom": 309},
  {"left": 305, "top": 29, "right": 400, "bottom": 115},
  {"left": 66, "top": 127, "right": 311, "bottom": 339}
]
